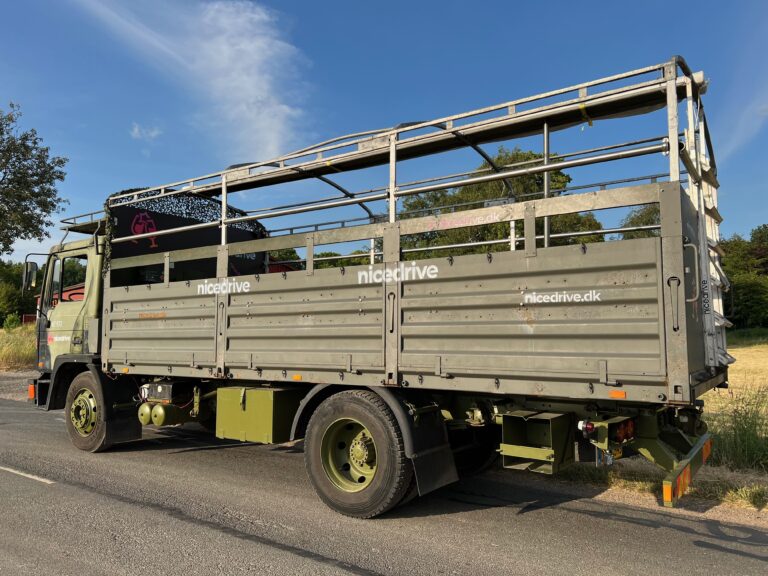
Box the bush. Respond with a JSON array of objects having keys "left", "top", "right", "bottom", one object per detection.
[{"left": 3, "top": 312, "right": 21, "bottom": 332}]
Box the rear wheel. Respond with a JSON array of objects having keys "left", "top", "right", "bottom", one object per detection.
[
  {"left": 65, "top": 371, "right": 112, "bottom": 453},
  {"left": 305, "top": 390, "right": 413, "bottom": 518}
]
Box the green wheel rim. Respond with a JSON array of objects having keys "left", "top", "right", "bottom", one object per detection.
[
  {"left": 70, "top": 388, "right": 98, "bottom": 437},
  {"left": 321, "top": 418, "right": 378, "bottom": 493}
]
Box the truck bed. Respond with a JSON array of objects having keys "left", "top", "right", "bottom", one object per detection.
[{"left": 102, "top": 182, "right": 723, "bottom": 406}]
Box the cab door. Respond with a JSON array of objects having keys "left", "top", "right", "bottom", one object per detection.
[{"left": 40, "top": 252, "right": 92, "bottom": 368}]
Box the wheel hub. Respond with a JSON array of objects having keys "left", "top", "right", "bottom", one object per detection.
[
  {"left": 321, "top": 418, "right": 378, "bottom": 493},
  {"left": 70, "top": 388, "right": 98, "bottom": 437},
  {"left": 349, "top": 435, "right": 374, "bottom": 467}
]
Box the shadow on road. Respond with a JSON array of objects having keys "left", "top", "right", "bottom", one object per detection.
[
  {"left": 103, "top": 421, "right": 768, "bottom": 564},
  {"left": 391, "top": 472, "right": 768, "bottom": 561}
]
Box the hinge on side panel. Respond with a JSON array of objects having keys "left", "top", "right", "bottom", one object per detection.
[
  {"left": 599, "top": 360, "right": 618, "bottom": 386},
  {"left": 435, "top": 356, "right": 451, "bottom": 379}
]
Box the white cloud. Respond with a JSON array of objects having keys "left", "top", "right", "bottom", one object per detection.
[
  {"left": 73, "top": 0, "right": 306, "bottom": 161},
  {"left": 713, "top": 21, "right": 768, "bottom": 165},
  {"left": 718, "top": 98, "right": 768, "bottom": 164},
  {"left": 129, "top": 122, "right": 162, "bottom": 142}
]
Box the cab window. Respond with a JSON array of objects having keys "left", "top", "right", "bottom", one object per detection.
[{"left": 46, "top": 255, "right": 88, "bottom": 308}]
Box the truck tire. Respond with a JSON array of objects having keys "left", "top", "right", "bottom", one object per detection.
[
  {"left": 65, "top": 371, "right": 113, "bottom": 453},
  {"left": 304, "top": 389, "right": 413, "bottom": 518}
]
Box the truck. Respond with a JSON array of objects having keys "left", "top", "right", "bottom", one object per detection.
[{"left": 22, "top": 56, "right": 732, "bottom": 518}]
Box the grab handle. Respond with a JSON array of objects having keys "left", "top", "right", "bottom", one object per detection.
[
  {"left": 218, "top": 301, "right": 225, "bottom": 336},
  {"left": 387, "top": 291, "right": 396, "bottom": 334},
  {"left": 667, "top": 276, "right": 681, "bottom": 332},
  {"left": 683, "top": 243, "right": 700, "bottom": 303}
]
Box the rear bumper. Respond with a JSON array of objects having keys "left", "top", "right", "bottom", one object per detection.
[{"left": 662, "top": 432, "right": 712, "bottom": 507}]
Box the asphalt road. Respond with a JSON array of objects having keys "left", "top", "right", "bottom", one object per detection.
[{"left": 0, "top": 397, "right": 766, "bottom": 576}]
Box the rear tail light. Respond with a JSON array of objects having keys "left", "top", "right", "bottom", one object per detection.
[
  {"left": 577, "top": 420, "right": 595, "bottom": 437},
  {"left": 610, "top": 419, "right": 636, "bottom": 444}
]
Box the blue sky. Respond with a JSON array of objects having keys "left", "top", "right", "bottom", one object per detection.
[{"left": 3, "top": 0, "right": 767, "bottom": 259}]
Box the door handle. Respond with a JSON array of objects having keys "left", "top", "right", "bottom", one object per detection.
[
  {"left": 218, "top": 302, "right": 225, "bottom": 336},
  {"left": 387, "top": 291, "right": 396, "bottom": 334}
]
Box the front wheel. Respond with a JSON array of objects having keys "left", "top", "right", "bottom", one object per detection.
[
  {"left": 304, "top": 390, "right": 413, "bottom": 518},
  {"left": 65, "top": 371, "right": 112, "bottom": 452}
]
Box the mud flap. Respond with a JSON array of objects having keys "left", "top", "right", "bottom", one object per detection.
[
  {"left": 411, "top": 442, "right": 460, "bottom": 496},
  {"left": 87, "top": 364, "right": 142, "bottom": 445},
  {"left": 373, "top": 387, "right": 459, "bottom": 496}
]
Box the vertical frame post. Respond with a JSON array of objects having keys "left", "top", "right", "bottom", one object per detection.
[
  {"left": 665, "top": 62, "right": 681, "bottom": 182},
  {"left": 388, "top": 134, "right": 397, "bottom": 224},
  {"left": 543, "top": 122, "right": 550, "bottom": 248},
  {"left": 220, "top": 174, "right": 228, "bottom": 245}
]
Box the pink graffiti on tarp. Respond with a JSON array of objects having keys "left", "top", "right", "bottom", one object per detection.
[{"left": 131, "top": 212, "right": 159, "bottom": 248}]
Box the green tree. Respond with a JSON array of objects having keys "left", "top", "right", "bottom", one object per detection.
[
  {"left": 315, "top": 249, "right": 370, "bottom": 269},
  {"left": 0, "top": 282, "right": 22, "bottom": 323},
  {"left": 0, "top": 103, "right": 68, "bottom": 254},
  {"left": 750, "top": 224, "right": 768, "bottom": 275},
  {"left": 720, "top": 235, "right": 759, "bottom": 277},
  {"left": 62, "top": 258, "right": 87, "bottom": 287},
  {"left": 620, "top": 204, "right": 660, "bottom": 239},
  {"left": 400, "top": 146, "right": 602, "bottom": 258},
  {"left": 268, "top": 248, "right": 305, "bottom": 270},
  {"left": 720, "top": 225, "right": 768, "bottom": 329},
  {"left": 727, "top": 272, "right": 768, "bottom": 329},
  {"left": 315, "top": 251, "right": 341, "bottom": 269},
  {"left": 0, "top": 260, "right": 22, "bottom": 286}
]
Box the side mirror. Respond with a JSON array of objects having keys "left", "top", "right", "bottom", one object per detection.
[{"left": 22, "top": 261, "right": 38, "bottom": 292}]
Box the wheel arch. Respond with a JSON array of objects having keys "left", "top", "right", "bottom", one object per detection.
[{"left": 45, "top": 355, "right": 94, "bottom": 410}]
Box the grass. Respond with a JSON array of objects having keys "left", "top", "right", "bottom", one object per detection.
[
  {"left": 559, "top": 457, "right": 768, "bottom": 510},
  {"left": 706, "top": 342, "right": 768, "bottom": 472},
  {"left": 728, "top": 327, "right": 768, "bottom": 348},
  {"left": 0, "top": 324, "right": 37, "bottom": 370}
]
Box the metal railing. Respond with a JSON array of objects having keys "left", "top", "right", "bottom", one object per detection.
[{"left": 66, "top": 56, "right": 716, "bottom": 271}]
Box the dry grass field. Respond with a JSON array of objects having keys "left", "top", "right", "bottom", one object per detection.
[
  {"left": 706, "top": 344, "right": 768, "bottom": 472},
  {"left": 0, "top": 324, "right": 36, "bottom": 371}
]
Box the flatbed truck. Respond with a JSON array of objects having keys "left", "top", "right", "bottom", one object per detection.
[{"left": 23, "top": 56, "right": 731, "bottom": 517}]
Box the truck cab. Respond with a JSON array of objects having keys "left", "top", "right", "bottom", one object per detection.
[{"left": 24, "top": 236, "right": 104, "bottom": 410}]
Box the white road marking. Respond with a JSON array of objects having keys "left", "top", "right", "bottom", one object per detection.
[{"left": 0, "top": 465, "right": 55, "bottom": 485}]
